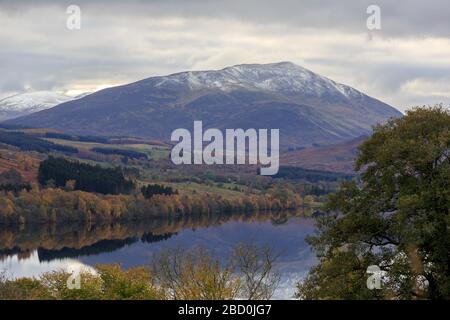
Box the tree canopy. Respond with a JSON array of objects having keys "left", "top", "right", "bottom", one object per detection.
[
  {"left": 297, "top": 106, "right": 450, "bottom": 299},
  {"left": 38, "top": 156, "right": 135, "bottom": 195}
]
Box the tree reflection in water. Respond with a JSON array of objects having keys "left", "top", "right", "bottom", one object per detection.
[{"left": 0, "top": 209, "right": 313, "bottom": 262}]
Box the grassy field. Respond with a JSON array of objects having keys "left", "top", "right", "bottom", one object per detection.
[
  {"left": 150, "top": 181, "right": 252, "bottom": 199},
  {"left": 46, "top": 138, "right": 170, "bottom": 160},
  {"left": 43, "top": 136, "right": 262, "bottom": 200}
]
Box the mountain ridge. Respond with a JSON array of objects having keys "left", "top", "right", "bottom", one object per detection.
[
  {"left": 4, "top": 62, "right": 402, "bottom": 148},
  {"left": 0, "top": 91, "right": 74, "bottom": 121},
  {"left": 0, "top": 91, "right": 92, "bottom": 121}
]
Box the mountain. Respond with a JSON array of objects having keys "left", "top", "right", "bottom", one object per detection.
[
  {"left": 0, "top": 91, "right": 74, "bottom": 121},
  {"left": 280, "top": 136, "right": 367, "bottom": 173},
  {"left": 5, "top": 62, "right": 402, "bottom": 147}
]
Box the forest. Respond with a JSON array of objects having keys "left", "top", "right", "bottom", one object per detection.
[
  {"left": 141, "top": 184, "right": 177, "bottom": 199},
  {"left": 38, "top": 156, "right": 135, "bottom": 195},
  {"left": 0, "top": 185, "right": 303, "bottom": 225},
  {"left": 0, "top": 123, "right": 344, "bottom": 228},
  {"left": 0, "top": 130, "right": 77, "bottom": 154}
]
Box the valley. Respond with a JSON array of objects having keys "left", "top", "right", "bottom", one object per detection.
[
  {"left": 2, "top": 63, "right": 445, "bottom": 301},
  {"left": 2, "top": 61, "right": 378, "bottom": 235}
]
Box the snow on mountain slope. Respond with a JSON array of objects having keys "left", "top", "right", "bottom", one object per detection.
[
  {"left": 154, "top": 62, "right": 362, "bottom": 98},
  {"left": 0, "top": 91, "right": 77, "bottom": 121}
]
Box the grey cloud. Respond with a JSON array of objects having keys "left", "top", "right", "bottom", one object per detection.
[
  {"left": 0, "top": 0, "right": 449, "bottom": 111},
  {"left": 2, "top": 0, "right": 450, "bottom": 38}
]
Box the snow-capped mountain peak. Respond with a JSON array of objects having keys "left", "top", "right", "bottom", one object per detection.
[
  {"left": 0, "top": 91, "right": 75, "bottom": 121},
  {"left": 154, "top": 61, "right": 362, "bottom": 99},
  {"left": 0, "top": 91, "right": 72, "bottom": 111}
]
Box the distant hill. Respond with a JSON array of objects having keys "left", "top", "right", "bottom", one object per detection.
[
  {"left": 0, "top": 91, "right": 74, "bottom": 121},
  {"left": 280, "top": 136, "right": 367, "bottom": 173},
  {"left": 5, "top": 62, "right": 402, "bottom": 147}
]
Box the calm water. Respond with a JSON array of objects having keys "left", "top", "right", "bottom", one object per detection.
[{"left": 0, "top": 211, "right": 317, "bottom": 299}]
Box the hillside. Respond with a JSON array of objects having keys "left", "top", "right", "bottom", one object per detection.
[
  {"left": 0, "top": 91, "right": 75, "bottom": 121},
  {"left": 280, "top": 136, "right": 367, "bottom": 173},
  {"left": 0, "top": 147, "right": 40, "bottom": 184},
  {"left": 5, "top": 62, "right": 402, "bottom": 148}
]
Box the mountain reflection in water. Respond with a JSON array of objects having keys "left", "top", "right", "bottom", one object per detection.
[{"left": 0, "top": 209, "right": 318, "bottom": 299}]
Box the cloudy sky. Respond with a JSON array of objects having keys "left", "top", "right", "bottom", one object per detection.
[{"left": 1, "top": 0, "right": 450, "bottom": 111}]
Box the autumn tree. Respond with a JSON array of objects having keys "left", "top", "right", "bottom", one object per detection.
[
  {"left": 297, "top": 106, "right": 450, "bottom": 299},
  {"left": 151, "top": 244, "right": 279, "bottom": 300}
]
